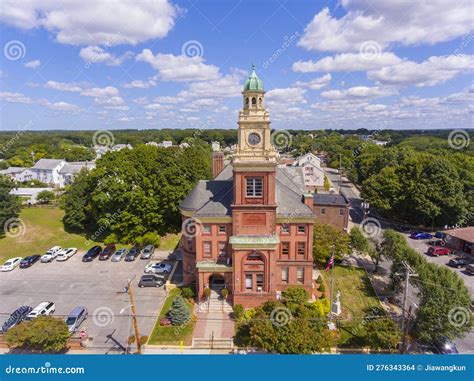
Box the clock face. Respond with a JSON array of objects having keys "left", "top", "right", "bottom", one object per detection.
[{"left": 248, "top": 132, "right": 261, "bottom": 146}]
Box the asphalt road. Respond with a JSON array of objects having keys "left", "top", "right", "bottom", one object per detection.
[{"left": 0, "top": 251, "right": 170, "bottom": 353}]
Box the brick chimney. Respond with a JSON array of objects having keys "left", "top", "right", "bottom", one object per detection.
[
  {"left": 303, "top": 193, "right": 314, "bottom": 212},
  {"left": 212, "top": 152, "right": 224, "bottom": 178}
]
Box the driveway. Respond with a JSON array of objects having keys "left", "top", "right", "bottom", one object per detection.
[{"left": 0, "top": 251, "right": 169, "bottom": 353}]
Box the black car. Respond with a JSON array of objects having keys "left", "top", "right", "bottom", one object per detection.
[
  {"left": 82, "top": 246, "right": 102, "bottom": 262},
  {"left": 138, "top": 274, "right": 165, "bottom": 288},
  {"left": 448, "top": 257, "right": 469, "bottom": 269},
  {"left": 125, "top": 245, "right": 141, "bottom": 262},
  {"left": 99, "top": 244, "right": 116, "bottom": 261},
  {"left": 19, "top": 255, "right": 41, "bottom": 268},
  {"left": 1, "top": 305, "right": 32, "bottom": 333},
  {"left": 432, "top": 337, "right": 459, "bottom": 354}
]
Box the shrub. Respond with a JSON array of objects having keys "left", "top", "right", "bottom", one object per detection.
[
  {"left": 319, "top": 283, "right": 326, "bottom": 293},
  {"left": 135, "top": 232, "right": 161, "bottom": 247},
  {"left": 180, "top": 286, "right": 195, "bottom": 300},
  {"left": 159, "top": 318, "right": 172, "bottom": 326},
  {"left": 282, "top": 286, "right": 308, "bottom": 304},
  {"left": 221, "top": 288, "right": 229, "bottom": 299},
  {"left": 233, "top": 304, "right": 244, "bottom": 320},
  {"left": 168, "top": 296, "right": 190, "bottom": 326},
  {"left": 203, "top": 287, "right": 211, "bottom": 299}
]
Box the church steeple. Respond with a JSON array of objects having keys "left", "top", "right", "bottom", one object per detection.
[{"left": 233, "top": 65, "right": 276, "bottom": 164}]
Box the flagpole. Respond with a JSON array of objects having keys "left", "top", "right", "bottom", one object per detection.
[{"left": 328, "top": 242, "right": 336, "bottom": 330}]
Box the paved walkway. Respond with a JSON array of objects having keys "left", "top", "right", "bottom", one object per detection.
[{"left": 193, "top": 311, "right": 234, "bottom": 339}]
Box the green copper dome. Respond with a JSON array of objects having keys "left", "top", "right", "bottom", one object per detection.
[{"left": 243, "top": 64, "right": 264, "bottom": 91}]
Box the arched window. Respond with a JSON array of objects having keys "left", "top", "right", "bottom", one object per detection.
[
  {"left": 246, "top": 251, "right": 264, "bottom": 262},
  {"left": 245, "top": 97, "right": 249, "bottom": 106},
  {"left": 259, "top": 98, "right": 262, "bottom": 106},
  {"left": 251, "top": 97, "right": 256, "bottom": 105}
]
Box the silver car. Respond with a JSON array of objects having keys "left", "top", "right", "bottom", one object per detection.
[
  {"left": 111, "top": 248, "right": 128, "bottom": 262},
  {"left": 65, "top": 306, "right": 88, "bottom": 333},
  {"left": 140, "top": 245, "right": 155, "bottom": 259}
]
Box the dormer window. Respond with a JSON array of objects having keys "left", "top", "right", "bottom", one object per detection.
[{"left": 246, "top": 177, "right": 263, "bottom": 197}]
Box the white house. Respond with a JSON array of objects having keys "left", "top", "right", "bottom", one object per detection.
[
  {"left": 160, "top": 141, "right": 173, "bottom": 148},
  {"left": 211, "top": 141, "right": 220, "bottom": 151},
  {"left": 292, "top": 152, "right": 325, "bottom": 192},
  {"left": 30, "top": 159, "right": 66, "bottom": 185},
  {"left": 0, "top": 167, "right": 35, "bottom": 182},
  {"left": 58, "top": 161, "right": 96, "bottom": 187}
]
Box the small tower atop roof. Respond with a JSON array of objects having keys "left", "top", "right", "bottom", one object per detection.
[{"left": 243, "top": 64, "right": 264, "bottom": 92}]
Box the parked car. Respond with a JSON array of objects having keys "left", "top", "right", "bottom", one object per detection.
[
  {"left": 56, "top": 248, "right": 78, "bottom": 261},
  {"left": 125, "top": 245, "right": 141, "bottom": 262},
  {"left": 1, "top": 257, "right": 22, "bottom": 272},
  {"left": 410, "top": 232, "right": 432, "bottom": 240},
  {"left": 140, "top": 245, "right": 155, "bottom": 260},
  {"left": 432, "top": 337, "right": 458, "bottom": 354},
  {"left": 111, "top": 248, "right": 128, "bottom": 262},
  {"left": 0, "top": 305, "right": 32, "bottom": 333},
  {"left": 434, "top": 231, "right": 446, "bottom": 239},
  {"left": 144, "top": 261, "right": 172, "bottom": 274},
  {"left": 25, "top": 301, "right": 55, "bottom": 321},
  {"left": 138, "top": 274, "right": 165, "bottom": 288},
  {"left": 19, "top": 255, "right": 41, "bottom": 268},
  {"left": 65, "top": 306, "right": 88, "bottom": 333},
  {"left": 466, "top": 263, "right": 474, "bottom": 275},
  {"left": 99, "top": 244, "right": 116, "bottom": 261},
  {"left": 82, "top": 246, "right": 102, "bottom": 262},
  {"left": 448, "top": 257, "right": 469, "bottom": 269},
  {"left": 427, "top": 246, "right": 451, "bottom": 256},
  {"left": 41, "top": 246, "right": 62, "bottom": 262}
]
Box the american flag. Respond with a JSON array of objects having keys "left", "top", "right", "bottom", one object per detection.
[{"left": 324, "top": 251, "right": 334, "bottom": 272}]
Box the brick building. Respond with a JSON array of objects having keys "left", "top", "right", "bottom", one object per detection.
[
  {"left": 180, "top": 66, "right": 315, "bottom": 307},
  {"left": 313, "top": 193, "right": 350, "bottom": 232}
]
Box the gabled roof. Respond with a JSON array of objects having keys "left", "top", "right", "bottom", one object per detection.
[
  {"left": 313, "top": 193, "right": 349, "bottom": 206},
  {"left": 0, "top": 167, "right": 27, "bottom": 175},
  {"left": 180, "top": 165, "right": 314, "bottom": 218},
  {"left": 32, "top": 158, "right": 65, "bottom": 170},
  {"left": 59, "top": 161, "right": 95, "bottom": 175},
  {"left": 443, "top": 227, "right": 474, "bottom": 243}
]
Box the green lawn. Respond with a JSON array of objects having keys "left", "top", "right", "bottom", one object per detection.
[
  {"left": 148, "top": 288, "right": 196, "bottom": 346},
  {"left": 0, "top": 207, "right": 181, "bottom": 263},
  {"left": 159, "top": 233, "right": 181, "bottom": 251},
  {"left": 0, "top": 207, "right": 95, "bottom": 262},
  {"left": 320, "top": 265, "right": 382, "bottom": 346}
]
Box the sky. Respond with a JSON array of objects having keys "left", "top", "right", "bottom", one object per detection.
[{"left": 0, "top": 0, "right": 473, "bottom": 131}]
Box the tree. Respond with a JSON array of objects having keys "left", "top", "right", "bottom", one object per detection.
[
  {"left": 0, "top": 175, "right": 20, "bottom": 231},
  {"left": 36, "top": 190, "right": 55, "bottom": 204},
  {"left": 349, "top": 227, "right": 369, "bottom": 253},
  {"left": 5, "top": 316, "right": 70, "bottom": 353},
  {"left": 282, "top": 286, "right": 308, "bottom": 305},
  {"left": 363, "top": 318, "right": 401, "bottom": 351},
  {"left": 234, "top": 298, "right": 333, "bottom": 354},
  {"left": 324, "top": 176, "right": 330, "bottom": 191},
  {"left": 168, "top": 296, "right": 190, "bottom": 326},
  {"left": 312, "top": 224, "right": 350, "bottom": 267},
  {"left": 61, "top": 169, "right": 91, "bottom": 231}
]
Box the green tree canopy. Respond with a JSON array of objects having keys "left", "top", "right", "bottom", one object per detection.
[{"left": 312, "top": 224, "right": 350, "bottom": 267}]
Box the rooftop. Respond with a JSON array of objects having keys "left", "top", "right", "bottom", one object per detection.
[
  {"left": 243, "top": 64, "right": 264, "bottom": 92},
  {"left": 443, "top": 226, "right": 474, "bottom": 243},
  {"left": 32, "top": 158, "right": 65, "bottom": 170},
  {"left": 313, "top": 193, "right": 349, "bottom": 206}
]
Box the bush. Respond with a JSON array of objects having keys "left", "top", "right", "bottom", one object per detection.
[
  {"left": 4, "top": 316, "right": 69, "bottom": 353},
  {"left": 319, "top": 283, "right": 326, "bottom": 293},
  {"left": 135, "top": 232, "right": 161, "bottom": 247},
  {"left": 180, "top": 286, "right": 195, "bottom": 300},
  {"left": 203, "top": 287, "right": 211, "bottom": 299},
  {"left": 168, "top": 296, "right": 190, "bottom": 326},
  {"left": 233, "top": 304, "right": 244, "bottom": 320},
  {"left": 36, "top": 190, "right": 55, "bottom": 204},
  {"left": 282, "top": 286, "right": 308, "bottom": 304},
  {"left": 221, "top": 288, "right": 229, "bottom": 299},
  {"left": 316, "top": 275, "right": 323, "bottom": 285}
]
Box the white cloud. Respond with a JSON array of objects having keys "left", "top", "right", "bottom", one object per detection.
[
  {"left": 293, "top": 53, "right": 401, "bottom": 72},
  {"left": 38, "top": 100, "right": 81, "bottom": 112},
  {"left": 80, "top": 86, "right": 120, "bottom": 98},
  {"left": 79, "top": 46, "right": 132, "bottom": 66},
  {"left": 136, "top": 50, "right": 220, "bottom": 82},
  {"left": 45, "top": 81, "right": 82, "bottom": 92},
  {"left": 294, "top": 74, "right": 331, "bottom": 90},
  {"left": 178, "top": 73, "right": 243, "bottom": 98},
  {"left": 0, "top": 0, "right": 178, "bottom": 45},
  {"left": 1, "top": 91, "right": 80, "bottom": 112},
  {"left": 24, "top": 60, "right": 40, "bottom": 69},
  {"left": 321, "top": 86, "right": 396, "bottom": 100},
  {"left": 266, "top": 88, "right": 307, "bottom": 108},
  {"left": 368, "top": 54, "right": 474, "bottom": 87},
  {"left": 298, "top": 1, "right": 474, "bottom": 53},
  {"left": 154, "top": 96, "right": 185, "bottom": 104},
  {"left": 123, "top": 79, "right": 156, "bottom": 89},
  {"left": 0, "top": 91, "right": 33, "bottom": 104}
]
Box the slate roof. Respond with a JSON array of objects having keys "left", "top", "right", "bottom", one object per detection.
[
  {"left": 180, "top": 165, "right": 314, "bottom": 218},
  {"left": 59, "top": 161, "right": 95, "bottom": 175},
  {"left": 31, "top": 159, "right": 65, "bottom": 170},
  {"left": 313, "top": 193, "right": 349, "bottom": 207},
  {"left": 0, "top": 167, "right": 26, "bottom": 175}
]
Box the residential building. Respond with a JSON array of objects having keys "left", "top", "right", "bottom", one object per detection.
[
  {"left": 292, "top": 152, "right": 325, "bottom": 192},
  {"left": 161, "top": 141, "right": 173, "bottom": 148},
  {"left": 180, "top": 66, "right": 315, "bottom": 308},
  {"left": 211, "top": 141, "right": 221, "bottom": 152},
  {"left": 443, "top": 227, "right": 474, "bottom": 256},
  {"left": 58, "top": 161, "right": 95, "bottom": 187},
  {"left": 313, "top": 193, "right": 350, "bottom": 232},
  {"left": 30, "top": 159, "right": 66, "bottom": 185}
]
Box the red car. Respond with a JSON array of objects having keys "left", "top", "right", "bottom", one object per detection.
[
  {"left": 99, "top": 244, "right": 116, "bottom": 260},
  {"left": 427, "top": 246, "right": 451, "bottom": 256}
]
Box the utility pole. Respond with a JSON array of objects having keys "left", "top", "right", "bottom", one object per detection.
[
  {"left": 328, "top": 243, "right": 336, "bottom": 330},
  {"left": 400, "top": 262, "right": 418, "bottom": 354},
  {"left": 127, "top": 279, "right": 141, "bottom": 354}
]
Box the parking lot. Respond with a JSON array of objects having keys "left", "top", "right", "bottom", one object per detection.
[
  {"left": 0, "top": 250, "right": 174, "bottom": 353},
  {"left": 403, "top": 234, "right": 474, "bottom": 297}
]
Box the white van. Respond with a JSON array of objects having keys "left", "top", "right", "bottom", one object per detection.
[{"left": 25, "top": 301, "right": 56, "bottom": 320}]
